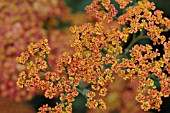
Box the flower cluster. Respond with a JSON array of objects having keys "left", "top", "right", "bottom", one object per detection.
[
  {"left": 118, "top": 0, "right": 168, "bottom": 45},
  {"left": 16, "top": 0, "right": 170, "bottom": 112},
  {"left": 0, "top": 0, "right": 92, "bottom": 103},
  {"left": 85, "top": 0, "right": 118, "bottom": 22},
  {"left": 16, "top": 39, "right": 50, "bottom": 88},
  {"left": 0, "top": 0, "right": 54, "bottom": 102},
  {"left": 119, "top": 44, "right": 165, "bottom": 111},
  {"left": 87, "top": 76, "right": 152, "bottom": 113},
  {"left": 115, "top": 0, "right": 132, "bottom": 9},
  {"left": 116, "top": 0, "right": 170, "bottom": 111}
]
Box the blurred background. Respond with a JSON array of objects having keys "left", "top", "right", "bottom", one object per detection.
[{"left": 0, "top": 0, "right": 170, "bottom": 113}]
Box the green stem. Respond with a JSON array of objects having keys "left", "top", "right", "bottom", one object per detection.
[
  {"left": 120, "top": 25, "right": 124, "bottom": 32},
  {"left": 113, "top": 16, "right": 118, "bottom": 21},
  {"left": 148, "top": 74, "right": 160, "bottom": 81},
  {"left": 122, "top": 8, "right": 126, "bottom": 14},
  {"left": 126, "top": 35, "right": 150, "bottom": 50},
  {"left": 133, "top": 33, "right": 136, "bottom": 39},
  {"left": 76, "top": 88, "right": 88, "bottom": 100},
  {"left": 44, "top": 55, "right": 53, "bottom": 71},
  {"left": 134, "top": 0, "right": 138, "bottom": 3},
  {"left": 60, "top": 99, "right": 66, "bottom": 104},
  {"left": 70, "top": 83, "right": 88, "bottom": 100}
]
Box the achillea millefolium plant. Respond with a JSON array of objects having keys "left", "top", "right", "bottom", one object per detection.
[{"left": 16, "top": 0, "right": 170, "bottom": 112}]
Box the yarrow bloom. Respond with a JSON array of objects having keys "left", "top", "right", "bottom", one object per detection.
[
  {"left": 16, "top": 0, "right": 170, "bottom": 112},
  {"left": 85, "top": 0, "right": 118, "bottom": 23}
]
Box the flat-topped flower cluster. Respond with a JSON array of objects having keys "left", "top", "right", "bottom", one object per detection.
[{"left": 16, "top": 0, "right": 170, "bottom": 112}]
